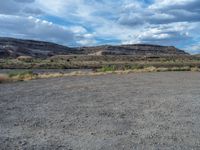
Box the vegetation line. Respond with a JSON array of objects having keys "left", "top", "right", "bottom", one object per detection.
[{"left": 0, "top": 66, "right": 200, "bottom": 83}]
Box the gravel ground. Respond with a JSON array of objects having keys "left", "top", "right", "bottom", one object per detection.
[{"left": 0, "top": 72, "right": 200, "bottom": 150}]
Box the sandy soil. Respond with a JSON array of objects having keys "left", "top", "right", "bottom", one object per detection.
[{"left": 0, "top": 72, "right": 200, "bottom": 150}]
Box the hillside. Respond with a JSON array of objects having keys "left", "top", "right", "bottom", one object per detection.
[
  {"left": 79, "top": 44, "right": 188, "bottom": 56},
  {"left": 0, "top": 37, "right": 81, "bottom": 58},
  {"left": 0, "top": 37, "right": 189, "bottom": 58}
]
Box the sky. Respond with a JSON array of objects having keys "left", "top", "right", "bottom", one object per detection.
[{"left": 0, "top": 0, "right": 200, "bottom": 53}]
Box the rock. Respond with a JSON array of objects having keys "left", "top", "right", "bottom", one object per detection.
[
  {"left": 0, "top": 37, "right": 81, "bottom": 58},
  {"left": 17, "top": 56, "right": 33, "bottom": 62},
  {"left": 80, "top": 44, "right": 189, "bottom": 56},
  {"left": 0, "top": 37, "right": 189, "bottom": 58}
]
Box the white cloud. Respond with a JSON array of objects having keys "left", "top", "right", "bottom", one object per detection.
[
  {"left": 0, "top": 15, "right": 74, "bottom": 45},
  {"left": 183, "top": 42, "right": 200, "bottom": 54},
  {"left": 0, "top": 14, "right": 97, "bottom": 46},
  {"left": 0, "top": 0, "right": 43, "bottom": 16},
  {"left": 77, "top": 39, "right": 97, "bottom": 46},
  {"left": 190, "top": 45, "right": 200, "bottom": 54},
  {"left": 149, "top": 0, "right": 190, "bottom": 9},
  {"left": 0, "top": 0, "right": 200, "bottom": 53}
]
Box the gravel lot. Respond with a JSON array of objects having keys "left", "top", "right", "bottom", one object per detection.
[{"left": 0, "top": 72, "right": 200, "bottom": 150}]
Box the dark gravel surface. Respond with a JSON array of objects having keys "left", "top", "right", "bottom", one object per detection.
[{"left": 0, "top": 72, "right": 200, "bottom": 150}]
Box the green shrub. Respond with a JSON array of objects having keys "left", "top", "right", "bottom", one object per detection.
[
  {"left": 99, "top": 65, "right": 117, "bottom": 72},
  {"left": 8, "top": 70, "right": 34, "bottom": 78},
  {"left": 131, "top": 64, "right": 144, "bottom": 70},
  {"left": 99, "top": 64, "right": 145, "bottom": 72}
]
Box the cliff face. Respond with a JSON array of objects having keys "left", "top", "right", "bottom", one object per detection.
[
  {"left": 0, "top": 37, "right": 81, "bottom": 58},
  {"left": 80, "top": 44, "right": 188, "bottom": 56},
  {"left": 0, "top": 37, "right": 189, "bottom": 58}
]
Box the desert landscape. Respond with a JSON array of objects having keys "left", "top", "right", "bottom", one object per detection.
[
  {"left": 0, "top": 38, "right": 200, "bottom": 83},
  {"left": 0, "top": 38, "right": 200, "bottom": 149},
  {"left": 1, "top": 0, "right": 200, "bottom": 149}
]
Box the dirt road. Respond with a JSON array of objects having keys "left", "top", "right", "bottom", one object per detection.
[{"left": 0, "top": 72, "right": 200, "bottom": 149}]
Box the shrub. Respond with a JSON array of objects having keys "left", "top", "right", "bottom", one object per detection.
[
  {"left": 17, "top": 56, "right": 33, "bottom": 62},
  {"left": 131, "top": 64, "right": 144, "bottom": 70},
  {"left": 99, "top": 65, "right": 117, "bottom": 72},
  {"left": 8, "top": 70, "right": 35, "bottom": 80},
  {"left": 0, "top": 74, "right": 9, "bottom": 83}
]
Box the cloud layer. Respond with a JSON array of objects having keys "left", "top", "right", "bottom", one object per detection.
[{"left": 0, "top": 0, "right": 199, "bottom": 53}]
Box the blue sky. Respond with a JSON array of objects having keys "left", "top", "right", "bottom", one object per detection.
[{"left": 0, "top": 0, "right": 200, "bottom": 53}]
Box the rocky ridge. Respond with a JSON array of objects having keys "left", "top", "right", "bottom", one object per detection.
[{"left": 0, "top": 37, "right": 189, "bottom": 58}]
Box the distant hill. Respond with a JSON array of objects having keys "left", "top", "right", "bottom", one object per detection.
[
  {"left": 0, "top": 37, "right": 81, "bottom": 58},
  {"left": 79, "top": 44, "right": 188, "bottom": 56},
  {"left": 0, "top": 37, "right": 189, "bottom": 58},
  {"left": 194, "top": 54, "right": 200, "bottom": 57}
]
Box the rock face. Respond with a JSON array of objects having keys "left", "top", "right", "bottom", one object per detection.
[
  {"left": 0, "top": 37, "right": 81, "bottom": 58},
  {"left": 0, "top": 37, "right": 189, "bottom": 58},
  {"left": 79, "top": 44, "right": 188, "bottom": 56}
]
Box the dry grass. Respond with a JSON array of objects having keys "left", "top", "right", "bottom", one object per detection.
[
  {"left": 191, "top": 67, "right": 200, "bottom": 72},
  {"left": 0, "top": 74, "right": 10, "bottom": 83},
  {"left": 17, "top": 56, "right": 33, "bottom": 62},
  {"left": 1, "top": 66, "right": 200, "bottom": 84},
  {"left": 1, "top": 55, "right": 200, "bottom": 69}
]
